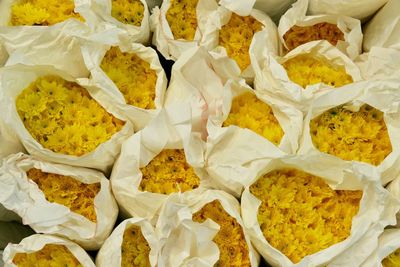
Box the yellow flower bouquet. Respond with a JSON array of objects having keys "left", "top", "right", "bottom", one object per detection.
[
  {"left": 0, "top": 153, "right": 118, "bottom": 250},
  {"left": 96, "top": 218, "right": 159, "bottom": 267},
  {"left": 3, "top": 234, "right": 95, "bottom": 267},
  {"left": 241, "top": 155, "right": 399, "bottom": 266},
  {"left": 299, "top": 80, "right": 400, "bottom": 185},
  {"left": 0, "top": 65, "right": 133, "bottom": 172},
  {"left": 81, "top": 43, "right": 167, "bottom": 130},
  {"left": 278, "top": 0, "right": 362, "bottom": 59},
  {"left": 111, "top": 103, "right": 211, "bottom": 221},
  {"left": 199, "top": 7, "right": 278, "bottom": 81}
]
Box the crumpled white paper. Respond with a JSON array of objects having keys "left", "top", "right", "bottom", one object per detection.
[
  {"left": 278, "top": 0, "right": 362, "bottom": 59},
  {"left": 363, "top": 0, "right": 400, "bottom": 52},
  {"left": 360, "top": 229, "right": 400, "bottom": 267},
  {"left": 0, "top": 64, "right": 133, "bottom": 173},
  {"left": 111, "top": 102, "right": 215, "bottom": 222},
  {"left": 96, "top": 218, "right": 160, "bottom": 267},
  {"left": 204, "top": 79, "right": 302, "bottom": 196},
  {"left": 308, "top": 0, "right": 388, "bottom": 22},
  {"left": 150, "top": 0, "right": 218, "bottom": 60},
  {"left": 0, "top": 112, "right": 25, "bottom": 163},
  {"left": 76, "top": 0, "right": 151, "bottom": 45},
  {"left": 199, "top": 6, "right": 278, "bottom": 83},
  {"left": 80, "top": 40, "right": 167, "bottom": 131},
  {"left": 0, "top": 153, "right": 119, "bottom": 250},
  {"left": 156, "top": 189, "right": 259, "bottom": 266},
  {"left": 0, "top": 43, "right": 8, "bottom": 67},
  {"left": 252, "top": 40, "right": 362, "bottom": 112},
  {"left": 2, "top": 234, "right": 96, "bottom": 267},
  {"left": 218, "top": 0, "right": 294, "bottom": 22},
  {"left": 387, "top": 175, "right": 400, "bottom": 227},
  {"left": 356, "top": 47, "right": 400, "bottom": 80},
  {"left": 298, "top": 79, "right": 400, "bottom": 186},
  {"left": 241, "top": 155, "right": 400, "bottom": 266}
]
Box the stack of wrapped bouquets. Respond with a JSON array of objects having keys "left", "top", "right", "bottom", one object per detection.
[{"left": 1, "top": 0, "right": 400, "bottom": 266}]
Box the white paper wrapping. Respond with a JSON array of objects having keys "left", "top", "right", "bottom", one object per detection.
[
  {"left": 363, "top": 0, "right": 400, "bottom": 52},
  {"left": 0, "top": 64, "right": 134, "bottom": 173},
  {"left": 2, "top": 234, "right": 95, "bottom": 267},
  {"left": 111, "top": 102, "right": 215, "bottom": 222},
  {"left": 387, "top": 175, "right": 400, "bottom": 228},
  {"left": 360, "top": 229, "right": 400, "bottom": 267},
  {"left": 0, "top": 114, "right": 25, "bottom": 163},
  {"left": 298, "top": 79, "right": 400, "bottom": 186},
  {"left": 252, "top": 40, "right": 362, "bottom": 112},
  {"left": 356, "top": 47, "right": 400, "bottom": 80},
  {"left": 241, "top": 155, "right": 400, "bottom": 267},
  {"left": 0, "top": 221, "right": 34, "bottom": 249},
  {"left": 80, "top": 40, "right": 167, "bottom": 131},
  {"left": 150, "top": 0, "right": 218, "bottom": 60},
  {"left": 199, "top": 7, "right": 279, "bottom": 83},
  {"left": 76, "top": 0, "right": 151, "bottom": 45},
  {"left": 157, "top": 189, "right": 259, "bottom": 266},
  {"left": 0, "top": 43, "right": 8, "bottom": 67},
  {"left": 308, "top": 0, "right": 388, "bottom": 21},
  {"left": 278, "top": 0, "right": 362, "bottom": 59},
  {"left": 0, "top": 153, "right": 119, "bottom": 250},
  {"left": 218, "top": 0, "right": 294, "bottom": 22},
  {"left": 204, "top": 79, "right": 302, "bottom": 196},
  {"left": 96, "top": 218, "right": 159, "bottom": 267}
]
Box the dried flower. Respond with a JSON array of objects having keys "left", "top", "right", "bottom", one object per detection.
[
  {"left": 383, "top": 248, "right": 400, "bottom": 267},
  {"left": 111, "top": 0, "right": 144, "bottom": 26},
  {"left": 166, "top": 0, "right": 199, "bottom": 40},
  {"left": 121, "top": 225, "right": 151, "bottom": 267}
]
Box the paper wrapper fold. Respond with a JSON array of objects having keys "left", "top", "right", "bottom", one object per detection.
[
  {"left": 0, "top": 64, "right": 134, "bottom": 173},
  {"left": 0, "top": 153, "right": 119, "bottom": 250},
  {"left": 241, "top": 155, "right": 400, "bottom": 266},
  {"left": 2, "top": 234, "right": 95, "bottom": 267},
  {"left": 356, "top": 47, "right": 400, "bottom": 80}
]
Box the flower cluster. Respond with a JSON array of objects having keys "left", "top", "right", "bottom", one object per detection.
[
  {"left": 223, "top": 92, "right": 284, "bottom": 145},
  {"left": 27, "top": 168, "right": 100, "bottom": 222},
  {"left": 282, "top": 54, "right": 353, "bottom": 88},
  {"left": 192, "top": 200, "right": 251, "bottom": 267},
  {"left": 16, "top": 75, "right": 125, "bottom": 156},
  {"left": 166, "top": 0, "right": 199, "bottom": 40},
  {"left": 139, "top": 149, "right": 200, "bottom": 194},
  {"left": 383, "top": 248, "right": 400, "bottom": 267},
  {"left": 111, "top": 0, "right": 144, "bottom": 26},
  {"left": 10, "top": 0, "right": 83, "bottom": 26},
  {"left": 12, "top": 244, "right": 82, "bottom": 267},
  {"left": 121, "top": 225, "right": 151, "bottom": 267},
  {"left": 250, "top": 169, "right": 362, "bottom": 263},
  {"left": 219, "top": 14, "right": 263, "bottom": 71},
  {"left": 310, "top": 104, "right": 392, "bottom": 166},
  {"left": 100, "top": 46, "right": 157, "bottom": 109},
  {"left": 283, "top": 23, "right": 345, "bottom": 52}
]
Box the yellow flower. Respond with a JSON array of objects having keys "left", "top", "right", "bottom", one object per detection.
[
  {"left": 310, "top": 104, "right": 392, "bottom": 166},
  {"left": 121, "top": 225, "right": 151, "bottom": 267},
  {"left": 15, "top": 75, "right": 125, "bottom": 156},
  {"left": 13, "top": 244, "right": 82, "bottom": 267},
  {"left": 100, "top": 47, "right": 157, "bottom": 109},
  {"left": 383, "top": 248, "right": 400, "bottom": 267},
  {"left": 139, "top": 149, "right": 200, "bottom": 195},
  {"left": 282, "top": 54, "right": 353, "bottom": 88},
  {"left": 27, "top": 168, "right": 100, "bottom": 222},
  {"left": 166, "top": 0, "right": 199, "bottom": 40},
  {"left": 219, "top": 14, "right": 263, "bottom": 71},
  {"left": 283, "top": 23, "right": 344, "bottom": 52},
  {"left": 250, "top": 168, "right": 362, "bottom": 263},
  {"left": 10, "top": 0, "right": 83, "bottom": 26},
  {"left": 111, "top": 0, "right": 144, "bottom": 26},
  {"left": 192, "top": 200, "right": 251, "bottom": 267},
  {"left": 223, "top": 92, "right": 284, "bottom": 145}
]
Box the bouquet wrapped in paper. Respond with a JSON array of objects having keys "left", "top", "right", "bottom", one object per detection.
[
  {"left": 81, "top": 40, "right": 167, "bottom": 131},
  {"left": 356, "top": 47, "right": 400, "bottom": 80},
  {"left": 2, "top": 234, "right": 95, "bottom": 267},
  {"left": 111, "top": 103, "right": 215, "bottom": 222},
  {"left": 96, "top": 218, "right": 159, "bottom": 267},
  {"left": 279, "top": 0, "right": 362, "bottom": 59},
  {"left": 0, "top": 153, "right": 118, "bottom": 250},
  {"left": 157, "top": 189, "right": 259, "bottom": 266},
  {"left": 241, "top": 155, "right": 399, "bottom": 266},
  {"left": 299, "top": 79, "right": 400, "bottom": 185},
  {"left": 252, "top": 40, "right": 362, "bottom": 112},
  {"left": 0, "top": 64, "right": 133, "bottom": 172}
]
